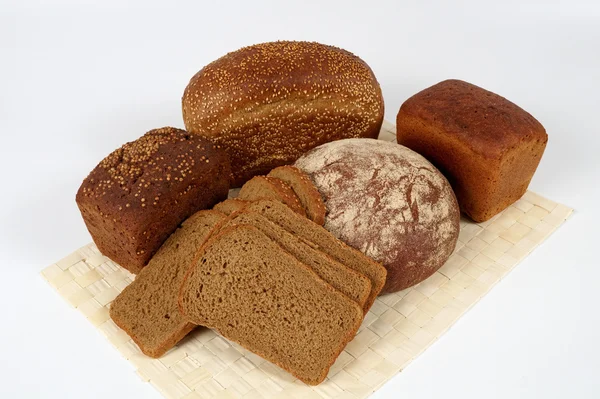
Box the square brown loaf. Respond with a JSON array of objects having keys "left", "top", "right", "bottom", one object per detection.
[
  {"left": 396, "top": 79, "right": 548, "bottom": 222},
  {"left": 76, "top": 127, "right": 230, "bottom": 274}
]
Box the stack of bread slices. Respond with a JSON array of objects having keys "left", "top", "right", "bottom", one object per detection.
[{"left": 109, "top": 165, "right": 387, "bottom": 385}]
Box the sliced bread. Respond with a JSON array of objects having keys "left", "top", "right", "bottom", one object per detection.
[
  {"left": 109, "top": 210, "right": 226, "bottom": 358},
  {"left": 178, "top": 225, "right": 363, "bottom": 385},
  {"left": 238, "top": 176, "right": 306, "bottom": 217},
  {"left": 213, "top": 198, "right": 250, "bottom": 215},
  {"left": 218, "top": 211, "right": 371, "bottom": 308},
  {"left": 268, "top": 165, "right": 326, "bottom": 225},
  {"left": 244, "top": 200, "right": 387, "bottom": 312}
]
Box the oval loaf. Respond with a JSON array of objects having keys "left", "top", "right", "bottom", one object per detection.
[{"left": 182, "top": 41, "right": 384, "bottom": 186}]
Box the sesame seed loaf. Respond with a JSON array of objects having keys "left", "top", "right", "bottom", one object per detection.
[
  {"left": 267, "top": 166, "right": 326, "bottom": 225},
  {"left": 238, "top": 176, "right": 306, "bottom": 217},
  {"left": 76, "top": 127, "right": 231, "bottom": 274},
  {"left": 396, "top": 79, "right": 548, "bottom": 222},
  {"left": 178, "top": 225, "right": 363, "bottom": 385},
  {"left": 244, "top": 200, "right": 387, "bottom": 312},
  {"left": 109, "top": 210, "right": 226, "bottom": 358},
  {"left": 213, "top": 198, "right": 250, "bottom": 215},
  {"left": 217, "top": 211, "right": 371, "bottom": 309},
  {"left": 182, "top": 41, "right": 384, "bottom": 187}
]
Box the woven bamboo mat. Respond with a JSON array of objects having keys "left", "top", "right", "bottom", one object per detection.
[{"left": 41, "top": 121, "right": 573, "bottom": 399}]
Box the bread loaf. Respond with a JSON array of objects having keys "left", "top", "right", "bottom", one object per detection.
[
  {"left": 182, "top": 41, "right": 384, "bottom": 186},
  {"left": 178, "top": 225, "right": 363, "bottom": 385},
  {"left": 396, "top": 79, "right": 548, "bottom": 222},
  {"left": 295, "top": 139, "right": 460, "bottom": 293},
  {"left": 76, "top": 127, "right": 231, "bottom": 274}
]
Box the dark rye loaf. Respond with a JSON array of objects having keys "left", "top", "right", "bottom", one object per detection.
[
  {"left": 217, "top": 211, "right": 371, "bottom": 309},
  {"left": 109, "top": 210, "right": 226, "bottom": 358},
  {"left": 76, "top": 127, "right": 230, "bottom": 274},
  {"left": 267, "top": 166, "right": 326, "bottom": 225},
  {"left": 179, "top": 225, "right": 363, "bottom": 385},
  {"left": 182, "top": 41, "right": 384, "bottom": 186},
  {"left": 244, "top": 200, "right": 387, "bottom": 312}
]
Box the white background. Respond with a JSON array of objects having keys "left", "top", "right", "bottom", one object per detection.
[{"left": 1, "top": 0, "right": 599, "bottom": 397}]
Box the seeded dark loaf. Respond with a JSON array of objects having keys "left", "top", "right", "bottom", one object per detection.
[
  {"left": 76, "top": 127, "right": 231, "bottom": 274},
  {"left": 396, "top": 79, "right": 548, "bottom": 222},
  {"left": 182, "top": 41, "right": 384, "bottom": 187}
]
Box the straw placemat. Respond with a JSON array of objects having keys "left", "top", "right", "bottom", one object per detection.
[{"left": 41, "top": 121, "right": 573, "bottom": 399}]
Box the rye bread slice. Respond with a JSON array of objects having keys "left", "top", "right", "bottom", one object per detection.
[
  {"left": 238, "top": 176, "right": 306, "bottom": 217},
  {"left": 218, "top": 211, "right": 371, "bottom": 309},
  {"left": 268, "top": 165, "right": 326, "bottom": 225},
  {"left": 213, "top": 198, "right": 250, "bottom": 215},
  {"left": 244, "top": 200, "right": 387, "bottom": 312},
  {"left": 109, "top": 210, "right": 226, "bottom": 358},
  {"left": 178, "top": 225, "right": 363, "bottom": 385}
]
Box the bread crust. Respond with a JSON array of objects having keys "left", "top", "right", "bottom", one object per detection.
[
  {"left": 76, "top": 127, "right": 231, "bottom": 273},
  {"left": 268, "top": 165, "right": 326, "bottom": 225},
  {"left": 182, "top": 41, "right": 384, "bottom": 187},
  {"left": 396, "top": 79, "right": 547, "bottom": 222},
  {"left": 215, "top": 209, "right": 372, "bottom": 309},
  {"left": 238, "top": 176, "right": 306, "bottom": 217}
]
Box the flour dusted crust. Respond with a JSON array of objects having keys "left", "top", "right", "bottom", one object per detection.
[{"left": 295, "top": 138, "right": 460, "bottom": 293}]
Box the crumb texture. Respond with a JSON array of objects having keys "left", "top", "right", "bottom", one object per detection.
[
  {"left": 244, "top": 200, "right": 386, "bottom": 311},
  {"left": 295, "top": 139, "right": 459, "bottom": 293},
  {"left": 218, "top": 211, "right": 371, "bottom": 308},
  {"left": 182, "top": 41, "right": 384, "bottom": 186},
  {"left": 109, "top": 210, "right": 225, "bottom": 358},
  {"left": 179, "top": 225, "right": 363, "bottom": 385}
]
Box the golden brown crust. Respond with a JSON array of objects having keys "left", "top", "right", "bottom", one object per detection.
[
  {"left": 268, "top": 165, "right": 326, "bottom": 225},
  {"left": 182, "top": 41, "right": 384, "bottom": 187},
  {"left": 396, "top": 79, "right": 547, "bottom": 222}
]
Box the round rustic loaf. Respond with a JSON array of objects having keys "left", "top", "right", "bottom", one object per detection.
[
  {"left": 182, "top": 41, "right": 384, "bottom": 187},
  {"left": 295, "top": 139, "right": 460, "bottom": 293}
]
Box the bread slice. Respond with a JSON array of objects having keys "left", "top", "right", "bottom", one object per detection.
[
  {"left": 238, "top": 176, "right": 306, "bottom": 217},
  {"left": 268, "top": 165, "right": 326, "bottom": 225},
  {"left": 244, "top": 200, "right": 387, "bottom": 312},
  {"left": 179, "top": 225, "right": 363, "bottom": 385},
  {"left": 109, "top": 210, "right": 226, "bottom": 358},
  {"left": 213, "top": 198, "right": 250, "bottom": 215},
  {"left": 217, "top": 211, "right": 371, "bottom": 309}
]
